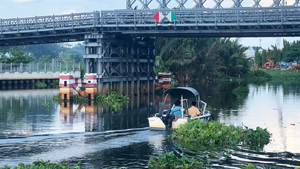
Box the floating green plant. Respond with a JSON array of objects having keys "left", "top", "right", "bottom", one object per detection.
[
  {"left": 42, "top": 102, "right": 50, "bottom": 111},
  {"left": 148, "top": 151, "right": 206, "bottom": 169},
  {"left": 233, "top": 86, "right": 249, "bottom": 99},
  {"left": 1, "top": 160, "right": 81, "bottom": 169},
  {"left": 149, "top": 120, "right": 271, "bottom": 168},
  {"left": 53, "top": 93, "right": 62, "bottom": 104}
]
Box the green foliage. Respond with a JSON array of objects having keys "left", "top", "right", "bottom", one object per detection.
[
  {"left": 241, "top": 126, "right": 271, "bottom": 151},
  {"left": 245, "top": 70, "right": 272, "bottom": 80},
  {"left": 169, "top": 120, "right": 270, "bottom": 151},
  {"left": 95, "top": 91, "right": 129, "bottom": 112},
  {"left": 232, "top": 86, "right": 249, "bottom": 99},
  {"left": 155, "top": 38, "right": 251, "bottom": 82},
  {"left": 80, "top": 87, "right": 86, "bottom": 91},
  {"left": 148, "top": 151, "right": 205, "bottom": 169},
  {"left": 1, "top": 160, "right": 81, "bottom": 169},
  {"left": 42, "top": 102, "right": 50, "bottom": 111},
  {"left": 36, "top": 81, "right": 47, "bottom": 88},
  {"left": 50, "top": 80, "right": 59, "bottom": 88},
  {"left": 53, "top": 93, "right": 62, "bottom": 104},
  {"left": 254, "top": 48, "right": 262, "bottom": 68},
  {"left": 80, "top": 66, "right": 85, "bottom": 78},
  {"left": 149, "top": 121, "right": 271, "bottom": 169},
  {"left": 266, "top": 69, "right": 300, "bottom": 79},
  {"left": 0, "top": 49, "right": 34, "bottom": 63},
  {"left": 72, "top": 95, "right": 89, "bottom": 104}
]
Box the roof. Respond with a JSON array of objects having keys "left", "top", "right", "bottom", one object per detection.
[
  {"left": 252, "top": 46, "right": 263, "bottom": 50},
  {"left": 164, "top": 87, "right": 200, "bottom": 100}
]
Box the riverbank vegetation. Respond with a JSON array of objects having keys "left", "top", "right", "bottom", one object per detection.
[
  {"left": 149, "top": 120, "right": 271, "bottom": 168},
  {"left": 155, "top": 38, "right": 252, "bottom": 83}
]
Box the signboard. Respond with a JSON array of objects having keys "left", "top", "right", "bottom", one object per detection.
[{"left": 154, "top": 11, "right": 177, "bottom": 22}]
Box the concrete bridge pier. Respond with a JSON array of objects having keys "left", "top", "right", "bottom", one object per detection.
[{"left": 84, "top": 34, "right": 156, "bottom": 101}]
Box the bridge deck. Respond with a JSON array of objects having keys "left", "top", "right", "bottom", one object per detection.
[{"left": 1, "top": 7, "right": 300, "bottom": 45}]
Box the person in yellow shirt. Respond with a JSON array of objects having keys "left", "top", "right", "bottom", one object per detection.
[{"left": 187, "top": 101, "right": 201, "bottom": 117}]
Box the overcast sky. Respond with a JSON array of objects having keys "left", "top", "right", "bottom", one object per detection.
[{"left": 1, "top": 0, "right": 300, "bottom": 49}]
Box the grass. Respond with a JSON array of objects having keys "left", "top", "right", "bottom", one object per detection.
[{"left": 264, "top": 69, "right": 300, "bottom": 79}]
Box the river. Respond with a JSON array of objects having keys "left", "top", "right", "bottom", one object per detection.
[{"left": 0, "top": 80, "right": 300, "bottom": 168}]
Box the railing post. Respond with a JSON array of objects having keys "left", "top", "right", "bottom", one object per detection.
[
  {"left": 60, "top": 62, "right": 61, "bottom": 72},
  {"left": 79, "top": 62, "right": 81, "bottom": 72},
  {"left": 52, "top": 60, "right": 54, "bottom": 72},
  {"left": 0, "top": 63, "right": 2, "bottom": 73},
  {"left": 20, "top": 62, "right": 23, "bottom": 72},
  {"left": 66, "top": 63, "right": 69, "bottom": 72},
  {"left": 37, "top": 63, "right": 39, "bottom": 72},
  {"left": 10, "top": 62, "right": 12, "bottom": 72},
  {"left": 73, "top": 62, "right": 75, "bottom": 72},
  {"left": 29, "top": 62, "right": 31, "bottom": 72},
  {"left": 44, "top": 63, "right": 46, "bottom": 72}
]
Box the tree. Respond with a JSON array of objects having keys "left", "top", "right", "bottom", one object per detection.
[
  {"left": 254, "top": 48, "right": 262, "bottom": 68},
  {"left": 261, "top": 49, "right": 267, "bottom": 65}
]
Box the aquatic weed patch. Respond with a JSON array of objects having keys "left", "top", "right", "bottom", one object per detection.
[
  {"left": 148, "top": 151, "right": 206, "bottom": 169},
  {"left": 232, "top": 86, "right": 249, "bottom": 99},
  {"left": 149, "top": 121, "right": 271, "bottom": 168},
  {"left": 95, "top": 91, "right": 129, "bottom": 112},
  {"left": 169, "top": 120, "right": 271, "bottom": 150},
  {"left": 1, "top": 160, "right": 81, "bottom": 169}
]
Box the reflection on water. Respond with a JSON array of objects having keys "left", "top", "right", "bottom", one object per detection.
[{"left": 1, "top": 80, "right": 300, "bottom": 168}]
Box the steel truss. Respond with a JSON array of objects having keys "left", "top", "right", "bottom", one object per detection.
[
  {"left": 83, "top": 34, "right": 155, "bottom": 94},
  {"left": 126, "top": 0, "right": 298, "bottom": 9}
]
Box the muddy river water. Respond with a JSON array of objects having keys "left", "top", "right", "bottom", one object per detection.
[{"left": 0, "top": 80, "right": 300, "bottom": 168}]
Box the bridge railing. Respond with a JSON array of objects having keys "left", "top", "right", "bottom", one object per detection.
[
  {"left": 0, "top": 62, "right": 81, "bottom": 73},
  {"left": 100, "top": 7, "right": 300, "bottom": 27},
  {"left": 1, "top": 6, "right": 300, "bottom": 35},
  {"left": 0, "top": 12, "right": 98, "bottom": 34}
]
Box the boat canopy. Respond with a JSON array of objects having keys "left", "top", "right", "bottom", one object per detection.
[{"left": 164, "top": 87, "right": 200, "bottom": 100}]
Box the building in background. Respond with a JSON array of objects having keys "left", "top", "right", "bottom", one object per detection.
[{"left": 245, "top": 46, "right": 263, "bottom": 59}]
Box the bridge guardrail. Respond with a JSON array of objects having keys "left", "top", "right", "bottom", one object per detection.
[
  {"left": 0, "top": 62, "right": 81, "bottom": 73},
  {"left": 1, "top": 6, "right": 300, "bottom": 38}
]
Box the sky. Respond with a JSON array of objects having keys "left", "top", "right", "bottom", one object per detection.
[{"left": 1, "top": 0, "right": 300, "bottom": 49}]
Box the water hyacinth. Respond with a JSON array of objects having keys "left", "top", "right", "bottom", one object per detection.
[
  {"left": 149, "top": 120, "right": 271, "bottom": 168},
  {"left": 169, "top": 120, "right": 271, "bottom": 151}
]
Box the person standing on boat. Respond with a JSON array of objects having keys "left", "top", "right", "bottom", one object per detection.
[
  {"left": 171, "top": 99, "right": 185, "bottom": 120},
  {"left": 187, "top": 101, "right": 201, "bottom": 117}
]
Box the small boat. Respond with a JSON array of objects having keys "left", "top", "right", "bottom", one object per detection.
[{"left": 148, "top": 87, "right": 212, "bottom": 130}]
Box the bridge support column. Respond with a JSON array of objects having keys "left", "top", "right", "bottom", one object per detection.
[{"left": 84, "top": 34, "right": 156, "bottom": 98}]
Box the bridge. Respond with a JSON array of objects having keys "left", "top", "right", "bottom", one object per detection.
[{"left": 1, "top": 0, "right": 300, "bottom": 97}]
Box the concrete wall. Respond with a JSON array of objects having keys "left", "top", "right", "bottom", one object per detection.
[{"left": 0, "top": 71, "right": 80, "bottom": 80}]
